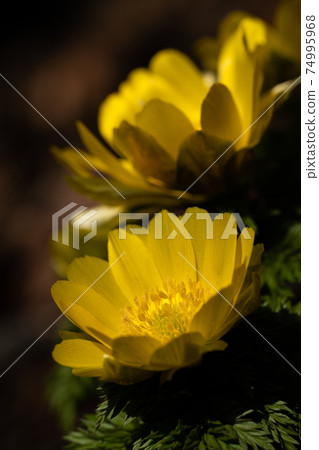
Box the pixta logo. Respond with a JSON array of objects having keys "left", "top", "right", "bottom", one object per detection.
[
  {"left": 52, "top": 202, "right": 98, "bottom": 249},
  {"left": 118, "top": 212, "right": 252, "bottom": 240}
]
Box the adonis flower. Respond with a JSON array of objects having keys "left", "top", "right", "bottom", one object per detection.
[
  {"left": 195, "top": 0, "right": 300, "bottom": 76},
  {"left": 53, "top": 16, "right": 294, "bottom": 207},
  {"left": 52, "top": 208, "right": 263, "bottom": 384}
]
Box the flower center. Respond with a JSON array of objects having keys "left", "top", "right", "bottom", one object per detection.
[{"left": 121, "top": 278, "right": 213, "bottom": 343}]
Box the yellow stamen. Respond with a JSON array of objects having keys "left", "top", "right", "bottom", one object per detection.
[{"left": 120, "top": 278, "right": 213, "bottom": 343}]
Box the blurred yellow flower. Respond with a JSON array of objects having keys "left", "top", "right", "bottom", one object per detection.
[
  {"left": 55, "top": 21, "right": 295, "bottom": 204},
  {"left": 52, "top": 208, "right": 263, "bottom": 384},
  {"left": 195, "top": 0, "right": 300, "bottom": 77},
  {"left": 271, "top": 0, "right": 301, "bottom": 64}
]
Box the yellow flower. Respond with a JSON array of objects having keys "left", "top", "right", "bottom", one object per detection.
[
  {"left": 52, "top": 208, "right": 263, "bottom": 384},
  {"left": 53, "top": 16, "right": 294, "bottom": 205},
  {"left": 195, "top": 0, "right": 300, "bottom": 76},
  {"left": 271, "top": 0, "right": 301, "bottom": 64}
]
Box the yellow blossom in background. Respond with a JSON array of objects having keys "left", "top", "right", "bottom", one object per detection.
[
  {"left": 53, "top": 14, "right": 296, "bottom": 205},
  {"left": 270, "top": 0, "right": 301, "bottom": 64},
  {"left": 195, "top": 0, "right": 300, "bottom": 77},
  {"left": 52, "top": 208, "right": 263, "bottom": 385}
]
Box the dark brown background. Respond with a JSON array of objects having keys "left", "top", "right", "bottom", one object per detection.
[{"left": 0, "top": 1, "right": 280, "bottom": 448}]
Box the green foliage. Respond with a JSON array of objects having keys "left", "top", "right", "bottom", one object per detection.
[
  {"left": 64, "top": 401, "right": 300, "bottom": 449},
  {"left": 261, "top": 402, "right": 301, "bottom": 449},
  {"left": 46, "top": 364, "right": 98, "bottom": 431},
  {"left": 64, "top": 308, "right": 300, "bottom": 449},
  {"left": 64, "top": 412, "right": 137, "bottom": 449},
  {"left": 261, "top": 222, "right": 301, "bottom": 314}
]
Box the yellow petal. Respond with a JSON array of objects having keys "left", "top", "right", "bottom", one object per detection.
[
  {"left": 136, "top": 99, "right": 194, "bottom": 160},
  {"left": 121, "top": 68, "right": 176, "bottom": 110},
  {"left": 237, "top": 269, "right": 261, "bottom": 313},
  {"left": 150, "top": 49, "right": 208, "bottom": 107},
  {"left": 146, "top": 210, "right": 196, "bottom": 285},
  {"left": 240, "top": 243, "right": 264, "bottom": 292},
  {"left": 272, "top": 0, "right": 301, "bottom": 62},
  {"left": 148, "top": 332, "right": 205, "bottom": 370},
  {"left": 102, "top": 355, "right": 153, "bottom": 384},
  {"left": 201, "top": 83, "right": 241, "bottom": 142},
  {"left": 218, "top": 10, "right": 252, "bottom": 41},
  {"left": 205, "top": 339, "right": 228, "bottom": 352},
  {"left": 150, "top": 49, "right": 209, "bottom": 126},
  {"left": 192, "top": 243, "right": 262, "bottom": 342},
  {"left": 98, "top": 67, "right": 177, "bottom": 143},
  {"left": 249, "top": 243, "right": 264, "bottom": 267},
  {"left": 76, "top": 121, "right": 147, "bottom": 188},
  {"left": 193, "top": 36, "right": 220, "bottom": 72},
  {"left": 98, "top": 91, "right": 136, "bottom": 144},
  {"left": 66, "top": 256, "right": 128, "bottom": 309},
  {"left": 181, "top": 207, "right": 213, "bottom": 275},
  {"left": 176, "top": 131, "right": 232, "bottom": 194},
  {"left": 113, "top": 121, "right": 176, "bottom": 186},
  {"left": 214, "top": 269, "right": 261, "bottom": 340},
  {"left": 61, "top": 306, "right": 114, "bottom": 348},
  {"left": 112, "top": 335, "right": 160, "bottom": 367},
  {"left": 190, "top": 287, "right": 237, "bottom": 340},
  {"left": 201, "top": 213, "right": 238, "bottom": 292},
  {"left": 51, "top": 146, "right": 108, "bottom": 177},
  {"left": 52, "top": 339, "right": 107, "bottom": 374},
  {"left": 215, "top": 224, "right": 256, "bottom": 301},
  {"left": 228, "top": 228, "right": 256, "bottom": 296},
  {"left": 52, "top": 280, "right": 122, "bottom": 339},
  {"left": 234, "top": 228, "right": 255, "bottom": 272},
  {"left": 242, "top": 17, "right": 268, "bottom": 54},
  {"left": 218, "top": 18, "right": 267, "bottom": 146},
  {"left": 108, "top": 230, "right": 163, "bottom": 299}
]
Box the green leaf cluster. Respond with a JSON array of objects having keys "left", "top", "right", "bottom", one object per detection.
[
  {"left": 261, "top": 223, "right": 300, "bottom": 314},
  {"left": 46, "top": 365, "right": 98, "bottom": 431},
  {"left": 64, "top": 309, "right": 300, "bottom": 449},
  {"left": 65, "top": 401, "right": 300, "bottom": 449}
]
